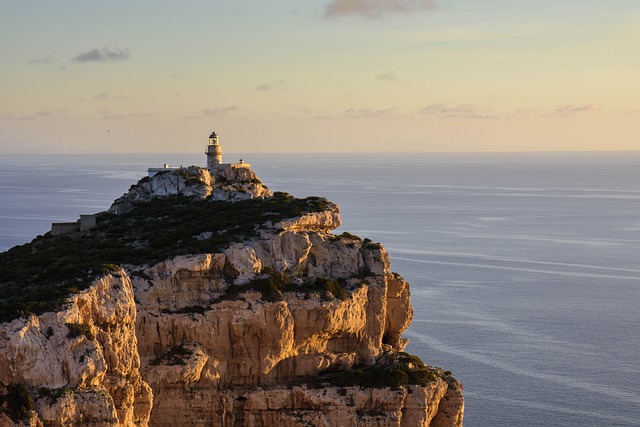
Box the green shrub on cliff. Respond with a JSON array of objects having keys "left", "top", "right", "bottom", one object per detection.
[
  {"left": 0, "top": 384, "right": 35, "bottom": 423},
  {"left": 212, "top": 269, "right": 351, "bottom": 304},
  {"left": 65, "top": 322, "right": 95, "bottom": 341},
  {"left": 302, "top": 353, "right": 439, "bottom": 389}
]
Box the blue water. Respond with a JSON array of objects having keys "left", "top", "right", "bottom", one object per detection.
[{"left": 1, "top": 152, "right": 639, "bottom": 426}]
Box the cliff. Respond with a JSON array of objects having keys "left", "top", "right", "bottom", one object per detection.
[{"left": 0, "top": 166, "right": 463, "bottom": 426}]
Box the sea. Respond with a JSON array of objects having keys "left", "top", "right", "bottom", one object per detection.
[{"left": 1, "top": 152, "right": 639, "bottom": 427}]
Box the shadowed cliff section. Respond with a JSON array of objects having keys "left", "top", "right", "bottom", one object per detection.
[{"left": 0, "top": 165, "right": 463, "bottom": 426}]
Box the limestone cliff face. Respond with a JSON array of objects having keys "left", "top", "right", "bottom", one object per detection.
[
  {"left": 0, "top": 272, "right": 152, "bottom": 426},
  {"left": 0, "top": 166, "right": 463, "bottom": 426}
]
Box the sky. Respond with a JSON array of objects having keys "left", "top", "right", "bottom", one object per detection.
[{"left": 1, "top": 0, "right": 639, "bottom": 154}]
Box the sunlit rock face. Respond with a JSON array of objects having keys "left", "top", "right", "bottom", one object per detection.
[
  {"left": 0, "top": 272, "right": 152, "bottom": 426},
  {"left": 108, "top": 165, "right": 272, "bottom": 215},
  {"left": 0, "top": 166, "right": 463, "bottom": 427}
]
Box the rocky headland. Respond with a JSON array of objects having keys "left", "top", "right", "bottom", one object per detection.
[{"left": 0, "top": 165, "right": 463, "bottom": 426}]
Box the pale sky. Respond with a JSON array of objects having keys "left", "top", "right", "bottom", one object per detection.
[{"left": 1, "top": 0, "right": 639, "bottom": 153}]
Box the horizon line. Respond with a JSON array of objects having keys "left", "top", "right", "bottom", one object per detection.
[{"left": 2, "top": 149, "right": 640, "bottom": 156}]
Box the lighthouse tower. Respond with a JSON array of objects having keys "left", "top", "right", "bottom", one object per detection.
[{"left": 206, "top": 131, "right": 223, "bottom": 168}]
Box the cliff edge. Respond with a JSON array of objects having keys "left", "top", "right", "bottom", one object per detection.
[{"left": 0, "top": 166, "right": 463, "bottom": 426}]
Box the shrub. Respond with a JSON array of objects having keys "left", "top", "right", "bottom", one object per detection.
[
  {"left": 362, "top": 238, "right": 382, "bottom": 250},
  {"left": 101, "top": 264, "right": 121, "bottom": 275},
  {"left": 38, "top": 386, "right": 71, "bottom": 404},
  {"left": 1, "top": 384, "right": 35, "bottom": 422},
  {"left": 215, "top": 271, "right": 351, "bottom": 304},
  {"left": 301, "top": 277, "right": 348, "bottom": 301},
  {"left": 161, "top": 305, "right": 206, "bottom": 315},
  {"left": 340, "top": 231, "right": 362, "bottom": 241},
  {"left": 151, "top": 343, "right": 192, "bottom": 366},
  {"left": 65, "top": 322, "right": 95, "bottom": 341},
  {"left": 301, "top": 353, "right": 439, "bottom": 389}
]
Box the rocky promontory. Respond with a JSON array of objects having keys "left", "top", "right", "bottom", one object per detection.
[{"left": 0, "top": 165, "right": 463, "bottom": 426}]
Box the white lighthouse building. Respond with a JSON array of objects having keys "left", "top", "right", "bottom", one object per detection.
[
  {"left": 206, "top": 131, "right": 223, "bottom": 168},
  {"left": 147, "top": 130, "right": 249, "bottom": 177},
  {"left": 205, "top": 130, "right": 250, "bottom": 171}
]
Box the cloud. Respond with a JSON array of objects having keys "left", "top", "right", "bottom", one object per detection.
[
  {"left": 29, "top": 55, "right": 57, "bottom": 65},
  {"left": 255, "top": 80, "right": 287, "bottom": 91},
  {"left": 73, "top": 48, "right": 131, "bottom": 63},
  {"left": 202, "top": 106, "right": 239, "bottom": 116},
  {"left": 100, "top": 111, "right": 152, "bottom": 120},
  {"left": 281, "top": 106, "right": 336, "bottom": 120},
  {"left": 377, "top": 72, "right": 396, "bottom": 81},
  {"left": 511, "top": 104, "right": 602, "bottom": 118},
  {"left": 184, "top": 106, "right": 239, "bottom": 120},
  {"left": 325, "top": 0, "right": 438, "bottom": 19},
  {"left": 17, "top": 109, "right": 67, "bottom": 121},
  {"left": 80, "top": 93, "right": 130, "bottom": 102},
  {"left": 420, "top": 104, "right": 498, "bottom": 119},
  {"left": 343, "top": 107, "right": 396, "bottom": 118},
  {"left": 553, "top": 104, "right": 601, "bottom": 114}
]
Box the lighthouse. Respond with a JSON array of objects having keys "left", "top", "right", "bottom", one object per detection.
[{"left": 206, "top": 131, "right": 223, "bottom": 168}]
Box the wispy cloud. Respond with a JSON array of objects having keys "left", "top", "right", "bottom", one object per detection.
[
  {"left": 184, "top": 106, "right": 239, "bottom": 120},
  {"left": 73, "top": 48, "right": 131, "bottom": 63},
  {"left": 16, "top": 109, "right": 67, "bottom": 121},
  {"left": 377, "top": 72, "right": 397, "bottom": 81},
  {"left": 202, "top": 106, "right": 238, "bottom": 116},
  {"left": 325, "top": 0, "right": 438, "bottom": 19},
  {"left": 282, "top": 106, "right": 335, "bottom": 120},
  {"left": 511, "top": 104, "right": 602, "bottom": 118},
  {"left": 343, "top": 107, "right": 396, "bottom": 118},
  {"left": 255, "top": 80, "right": 288, "bottom": 91},
  {"left": 29, "top": 55, "right": 57, "bottom": 65},
  {"left": 80, "top": 93, "right": 130, "bottom": 102},
  {"left": 554, "top": 104, "right": 601, "bottom": 114},
  {"left": 420, "top": 104, "right": 498, "bottom": 119},
  {"left": 99, "top": 111, "right": 152, "bottom": 120}
]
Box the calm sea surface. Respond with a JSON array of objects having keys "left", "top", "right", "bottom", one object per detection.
[{"left": 1, "top": 152, "right": 639, "bottom": 426}]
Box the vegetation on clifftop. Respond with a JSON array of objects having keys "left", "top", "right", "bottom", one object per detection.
[
  {"left": 302, "top": 352, "right": 443, "bottom": 390},
  {"left": 0, "top": 192, "right": 331, "bottom": 322}
]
